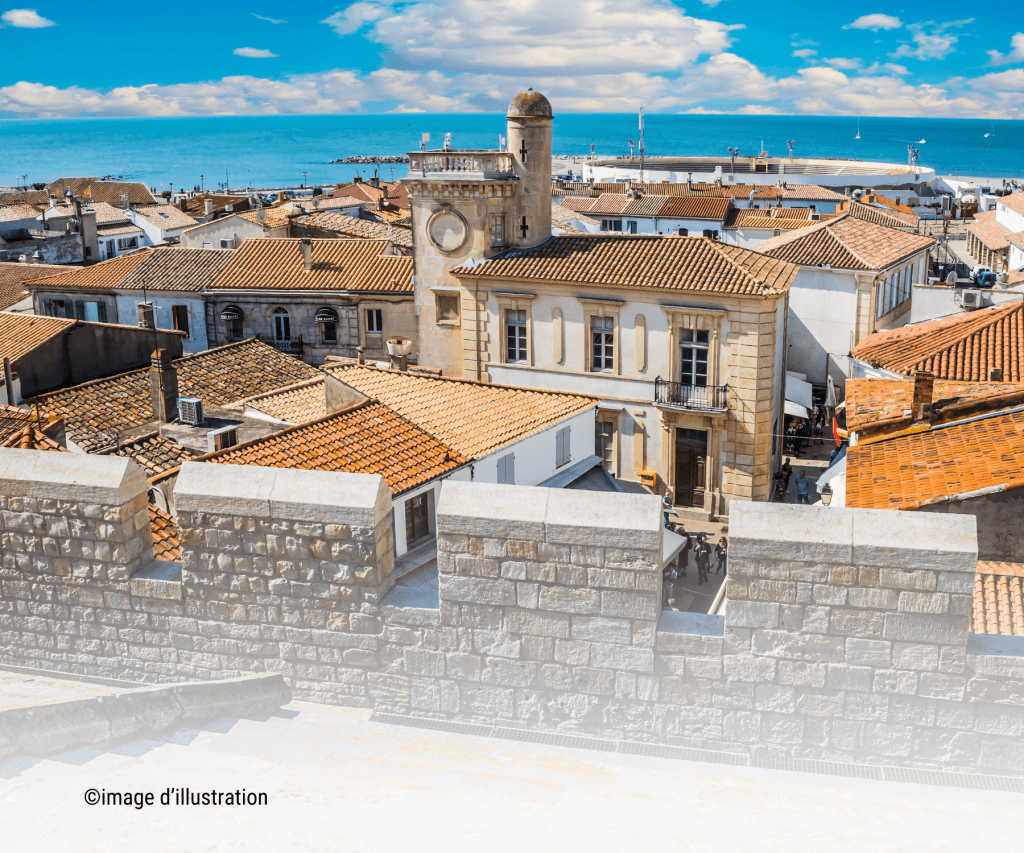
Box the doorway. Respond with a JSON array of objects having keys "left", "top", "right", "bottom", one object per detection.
[{"left": 674, "top": 427, "right": 707, "bottom": 507}]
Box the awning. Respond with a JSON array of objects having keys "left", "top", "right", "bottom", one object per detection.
[
  {"left": 785, "top": 400, "right": 810, "bottom": 419},
  {"left": 785, "top": 371, "right": 814, "bottom": 410},
  {"left": 816, "top": 449, "right": 846, "bottom": 492},
  {"left": 662, "top": 527, "right": 687, "bottom": 568},
  {"left": 220, "top": 305, "right": 243, "bottom": 321},
  {"left": 315, "top": 307, "right": 339, "bottom": 323}
]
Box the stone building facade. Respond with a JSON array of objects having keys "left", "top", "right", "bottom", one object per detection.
[{"left": 3, "top": 448, "right": 1024, "bottom": 776}]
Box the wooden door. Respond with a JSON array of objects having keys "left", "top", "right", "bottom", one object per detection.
[{"left": 674, "top": 428, "right": 707, "bottom": 507}]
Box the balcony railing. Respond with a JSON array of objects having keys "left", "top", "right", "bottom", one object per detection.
[
  {"left": 654, "top": 377, "right": 728, "bottom": 412},
  {"left": 258, "top": 335, "right": 304, "bottom": 357},
  {"left": 406, "top": 150, "right": 515, "bottom": 179}
]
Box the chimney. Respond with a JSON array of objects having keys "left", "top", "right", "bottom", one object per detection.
[
  {"left": 178, "top": 197, "right": 188, "bottom": 213},
  {"left": 3, "top": 357, "right": 15, "bottom": 406},
  {"left": 137, "top": 302, "right": 155, "bottom": 329},
  {"left": 49, "top": 197, "right": 57, "bottom": 209},
  {"left": 353, "top": 175, "right": 362, "bottom": 184},
  {"left": 911, "top": 371, "right": 934, "bottom": 421},
  {"left": 355, "top": 345, "right": 366, "bottom": 365},
  {"left": 299, "top": 238, "right": 312, "bottom": 271},
  {"left": 204, "top": 199, "right": 214, "bottom": 217},
  {"left": 989, "top": 368, "right": 1004, "bottom": 382},
  {"left": 149, "top": 349, "right": 178, "bottom": 424}
]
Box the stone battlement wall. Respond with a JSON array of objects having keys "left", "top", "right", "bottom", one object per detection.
[{"left": 2, "top": 448, "right": 1023, "bottom": 775}]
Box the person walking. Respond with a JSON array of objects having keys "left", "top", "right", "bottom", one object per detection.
[
  {"left": 715, "top": 537, "right": 728, "bottom": 575},
  {"left": 781, "top": 458, "right": 792, "bottom": 493},
  {"left": 796, "top": 470, "right": 810, "bottom": 504},
  {"left": 662, "top": 493, "right": 673, "bottom": 527},
  {"left": 696, "top": 534, "right": 709, "bottom": 585}
]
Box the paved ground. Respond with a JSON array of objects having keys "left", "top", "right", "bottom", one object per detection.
[
  {"left": 0, "top": 671, "right": 128, "bottom": 711},
  {"left": 0, "top": 699, "right": 1019, "bottom": 852}
]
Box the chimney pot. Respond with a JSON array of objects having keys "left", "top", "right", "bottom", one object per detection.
[
  {"left": 204, "top": 199, "right": 214, "bottom": 217},
  {"left": 912, "top": 371, "right": 934, "bottom": 421},
  {"left": 178, "top": 197, "right": 188, "bottom": 213},
  {"left": 299, "top": 238, "right": 313, "bottom": 271},
  {"left": 989, "top": 368, "right": 1004, "bottom": 382}
]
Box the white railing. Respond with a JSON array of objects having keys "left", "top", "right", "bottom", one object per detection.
[{"left": 407, "top": 151, "right": 515, "bottom": 177}]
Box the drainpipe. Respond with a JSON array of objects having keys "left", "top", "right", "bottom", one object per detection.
[{"left": 3, "top": 357, "right": 14, "bottom": 405}]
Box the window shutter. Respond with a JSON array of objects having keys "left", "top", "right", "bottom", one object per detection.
[
  {"left": 75, "top": 300, "right": 85, "bottom": 320},
  {"left": 508, "top": 453, "right": 514, "bottom": 485},
  {"left": 64, "top": 301, "right": 75, "bottom": 319},
  {"left": 43, "top": 299, "right": 52, "bottom": 316},
  {"left": 497, "top": 455, "right": 506, "bottom": 484},
  {"left": 97, "top": 303, "right": 107, "bottom": 323}
]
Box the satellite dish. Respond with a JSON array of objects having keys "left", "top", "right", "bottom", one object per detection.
[{"left": 946, "top": 271, "right": 956, "bottom": 286}]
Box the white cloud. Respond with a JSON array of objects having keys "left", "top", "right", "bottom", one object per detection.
[
  {"left": 971, "top": 69, "right": 1024, "bottom": 92},
  {"left": 823, "top": 57, "right": 861, "bottom": 70},
  {"left": 891, "top": 20, "right": 973, "bottom": 62},
  {"left": 988, "top": 33, "right": 1024, "bottom": 66},
  {"left": 0, "top": 8, "right": 55, "bottom": 27},
  {"left": 792, "top": 49, "right": 817, "bottom": 59},
  {"left": 338, "top": 0, "right": 742, "bottom": 75},
  {"left": 252, "top": 14, "right": 286, "bottom": 24},
  {"left": 844, "top": 14, "right": 902, "bottom": 31},
  {"left": 233, "top": 47, "right": 279, "bottom": 58}
]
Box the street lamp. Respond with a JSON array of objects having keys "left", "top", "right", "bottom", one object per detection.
[
  {"left": 200, "top": 174, "right": 204, "bottom": 192},
  {"left": 302, "top": 171, "right": 307, "bottom": 188},
  {"left": 820, "top": 483, "right": 833, "bottom": 507},
  {"left": 728, "top": 147, "right": 739, "bottom": 174}
]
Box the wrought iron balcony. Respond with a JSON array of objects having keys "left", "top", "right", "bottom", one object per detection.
[
  {"left": 654, "top": 377, "right": 728, "bottom": 412},
  {"left": 258, "top": 335, "right": 304, "bottom": 357}
]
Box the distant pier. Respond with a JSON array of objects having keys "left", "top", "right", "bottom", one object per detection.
[{"left": 328, "top": 155, "right": 410, "bottom": 165}]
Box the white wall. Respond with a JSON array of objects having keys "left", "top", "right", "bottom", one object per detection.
[
  {"left": 115, "top": 293, "right": 208, "bottom": 353},
  {"left": 996, "top": 202, "right": 1024, "bottom": 235},
  {"left": 179, "top": 216, "right": 264, "bottom": 249},
  {"left": 786, "top": 267, "right": 859, "bottom": 384}
]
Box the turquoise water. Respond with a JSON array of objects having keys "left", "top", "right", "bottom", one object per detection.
[{"left": 1, "top": 113, "right": 1021, "bottom": 190}]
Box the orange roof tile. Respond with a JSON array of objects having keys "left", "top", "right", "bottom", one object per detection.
[
  {"left": 657, "top": 196, "right": 732, "bottom": 220},
  {"left": 973, "top": 565, "right": 1024, "bottom": 636},
  {"left": 845, "top": 377, "right": 1024, "bottom": 433},
  {"left": 724, "top": 207, "right": 817, "bottom": 231},
  {"left": 0, "top": 261, "right": 71, "bottom": 309},
  {"left": 26, "top": 338, "right": 320, "bottom": 452},
  {"left": 149, "top": 506, "right": 180, "bottom": 562},
  {"left": 27, "top": 250, "right": 151, "bottom": 292},
  {"left": 45, "top": 177, "right": 155, "bottom": 205},
  {"left": 0, "top": 313, "right": 75, "bottom": 363},
  {"left": 586, "top": 194, "right": 633, "bottom": 215},
  {"left": 758, "top": 214, "right": 934, "bottom": 270},
  {"left": 180, "top": 193, "right": 250, "bottom": 218},
  {"left": 0, "top": 203, "right": 43, "bottom": 222},
  {"left": 851, "top": 301, "right": 1024, "bottom": 381},
  {"left": 208, "top": 238, "right": 413, "bottom": 293},
  {"left": 115, "top": 433, "right": 199, "bottom": 477},
  {"left": 237, "top": 377, "right": 329, "bottom": 424},
  {"left": 836, "top": 201, "right": 919, "bottom": 229},
  {"left": 967, "top": 211, "right": 1013, "bottom": 252},
  {"left": 0, "top": 404, "right": 34, "bottom": 445},
  {"left": 324, "top": 364, "right": 598, "bottom": 459},
  {"left": 997, "top": 192, "right": 1024, "bottom": 217},
  {"left": 205, "top": 399, "right": 468, "bottom": 496},
  {"left": 845, "top": 409, "right": 1024, "bottom": 511},
  {"left": 454, "top": 235, "right": 798, "bottom": 299},
  {"left": 291, "top": 211, "right": 413, "bottom": 247},
  {"left": 118, "top": 247, "right": 235, "bottom": 292},
  {"left": 0, "top": 423, "right": 63, "bottom": 451},
  {"left": 134, "top": 204, "right": 200, "bottom": 231}
]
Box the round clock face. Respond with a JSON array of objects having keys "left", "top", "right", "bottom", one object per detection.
[{"left": 427, "top": 210, "right": 468, "bottom": 252}]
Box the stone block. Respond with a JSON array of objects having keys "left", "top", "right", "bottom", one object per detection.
[
  {"left": 897, "top": 591, "right": 949, "bottom": 614},
  {"left": 878, "top": 568, "right": 937, "bottom": 592},
  {"left": 537, "top": 586, "right": 600, "bottom": 615},
  {"left": 796, "top": 689, "right": 845, "bottom": 717},
  {"left": 748, "top": 580, "right": 796, "bottom": 602},
  {"left": 516, "top": 582, "right": 539, "bottom": 610},
  {"left": 852, "top": 508, "right": 976, "bottom": 573},
  {"left": 0, "top": 448, "right": 146, "bottom": 507},
  {"left": 600, "top": 591, "right": 659, "bottom": 621},
  {"left": 570, "top": 616, "right": 631, "bottom": 645},
  {"left": 829, "top": 609, "right": 885, "bottom": 639},
  {"left": 481, "top": 658, "right": 537, "bottom": 688},
  {"left": 846, "top": 587, "right": 899, "bottom": 610},
  {"left": 811, "top": 584, "right": 847, "bottom": 606},
  {"left": 826, "top": 663, "right": 873, "bottom": 692},
  {"left": 472, "top": 631, "right": 523, "bottom": 658},
  {"left": 844, "top": 692, "right": 889, "bottom": 721},
  {"left": 730, "top": 503, "right": 853, "bottom": 565},
  {"left": 892, "top": 642, "right": 939, "bottom": 672},
  {"left": 750, "top": 630, "right": 845, "bottom": 662},
  {"left": 754, "top": 684, "right": 796, "bottom": 713},
  {"left": 439, "top": 575, "right": 516, "bottom": 607},
  {"left": 777, "top": 660, "right": 827, "bottom": 687},
  {"left": 912, "top": 730, "right": 981, "bottom": 765},
  {"left": 761, "top": 712, "right": 803, "bottom": 744},
  {"left": 504, "top": 609, "right": 570, "bottom": 639},
  {"left": 725, "top": 600, "right": 779, "bottom": 629},
  {"left": 544, "top": 488, "right": 661, "bottom": 549},
  {"left": 845, "top": 638, "right": 891, "bottom": 668},
  {"left": 436, "top": 481, "right": 547, "bottom": 540},
  {"left": 872, "top": 669, "right": 918, "bottom": 695},
  {"left": 723, "top": 654, "right": 776, "bottom": 683},
  {"left": 882, "top": 613, "right": 967, "bottom": 646},
  {"left": 917, "top": 672, "right": 965, "bottom": 701},
  {"left": 589, "top": 643, "right": 655, "bottom": 673},
  {"left": 863, "top": 722, "right": 913, "bottom": 757}
]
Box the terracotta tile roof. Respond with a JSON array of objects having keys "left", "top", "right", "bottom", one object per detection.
[
  {"left": 560, "top": 196, "right": 598, "bottom": 212},
  {"left": 288, "top": 196, "right": 365, "bottom": 213},
  {"left": 26, "top": 338, "right": 320, "bottom": 452},
  {"left": 844, "top": 377, "right": 1024, "bottom": 433},
  {"left": 26, "top": 250, "right": 151, "bottom": 293},
  {"left": 0, "top": 203, "right": 42, "bottom": 222},
  {"left": 324, "top": 363, "right": 599, "bottom": 459},
  {"left": 332, "top": 181, "right": 409, "bottom": 210},
  {"left": 967, "top": 211, "right": 1013, "bottom": 252},
  {"left": 973, "top": 564, "right": 1024, "bottom": 636},
  {"left": 758, "top": 214, "right": 934, "bottom": 271},
  {"left": 118, "top": 247, "right": 235, "bottom": 293},
  {"left": 96, "top": 222, "right": 145, "bottom": 237},
  {"left": 1008, "top": 232, "right": 1024, "bottom": 251},
  {"left": 586, "top": 194, "right": 633, "bottom": 215},
  {"left": 657, "top": 196, "right": 732, "bottom": 220},
  {"left": 724, "top": 207, "right": 816, "bottom": 231},
  {"left": 0, "top": 313, "right": 75, "bottom": 363},
  {"left": 114, "top": 433, "right": 199, "bottom": 477},
  {"left": 205, "top": 399, "right": 468, "bottom": 496},
  {"left": 291, "top": 211, "right": 413, "bottom": 247},
  {"left": 180, "top": 193, "right": 250, "bottom": 218},
  {"left": 237, "top": 377, "right": 328, "bottom": 424},
  {"left": 622, "top": 195, "right": 670, "bottom": 217},
  {"left": 851, "top": 301, "right": 1024, "bottom": 381},
  {"left": 997, "top": 193, "right": 1024, "bottom": 217},
  {"left": 837, "top": 201, "right": 919, "bottom": 229},
  {"left": 454, "top": 235, "right": 799, "bottom": 298},
  {"left": 0, "top": 423, "right": 64, "bottom": 451},
  {"left": 237, "top": 207, "right": 294, "bottom": 228},
  {"left": 134, "top": 205, "right": 200, "bottom": 231},
  {"left": 85, "top": 201, "right": 131, "bottom": 225},
  {"left": 208, "top": 238, "right": 413, "bottom": 293},
  {"left": 0, "top": 404, "right": 34, "bottom": 445},
  {"left": 0, "top": 191, "right": 48, "bottom": 206},
  {"left": 45, "top": 178, "right": 155, "bottom": 206},
  {"left": 0, "top": 261, "right": 70, "bottom": 309},
  {"left": 845, "top": 408, "right": 1024, "bottom": 511},
  {"left": 149, "top": 506, "right": 180, "bottom": 562}
]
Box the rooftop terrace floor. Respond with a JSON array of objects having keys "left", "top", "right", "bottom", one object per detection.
[{"left": 0, "top": 697, "right": 1020, "bottom": 851}]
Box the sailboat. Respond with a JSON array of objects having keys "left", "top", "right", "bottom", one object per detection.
[
  {"left": 984, "top": 122, "right": 995, "bottom": 139},
  {"left": 855, "top": 119, "right": 861, "bottom": 140}
]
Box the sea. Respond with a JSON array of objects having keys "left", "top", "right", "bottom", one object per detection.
[{"left": 1, "top": 113, "right": 1021, "bottom": 191}]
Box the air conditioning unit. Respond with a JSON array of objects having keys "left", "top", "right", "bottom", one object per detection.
[
  {"left": 957, "top": 289, "right": 982, "bottom": 310},
  {"left": 178, "top": 396, "right": 204, "bottom": 425},
  {"left": 207, "top": 424, "right": 238, "bottom": 453}
]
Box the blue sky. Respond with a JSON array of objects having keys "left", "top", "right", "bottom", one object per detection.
[{"left": 0, "top": 2, "right": 1021, "bottom": 117}]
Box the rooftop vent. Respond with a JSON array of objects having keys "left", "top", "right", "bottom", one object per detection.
[
  {"left": 207, "top": 424, "right": 238, "bottom": 453},
  {"left": 958, "top": 289, "right": 982, "bottom": 310},
  {"left": 178, "top": 396, "right": 204, "bottom": 426}
]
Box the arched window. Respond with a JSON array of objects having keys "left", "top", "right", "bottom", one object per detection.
[
  {"left": 315, "top": 306, "right": 339, "bottom": 345},
  {"left": 272, "top": 307, "right": 291, "bottom": 342},
  {"left": 220, "top": 305, "right": 244, "bottom": 342}
]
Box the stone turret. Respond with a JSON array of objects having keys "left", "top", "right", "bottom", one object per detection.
[{"left": 506, "top": 89, "right": 553, "bottom": 248}]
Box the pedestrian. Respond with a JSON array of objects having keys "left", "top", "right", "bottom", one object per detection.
[
  {"left": 781, "top": 458, "right": 792, "bottom": 492},
  {"left": 796, "top": 470, "right": 810, "bottom": 504},
  {"left": 662, "top": 493, "right": 672, "bottom": 527},
  {"left": 696, "top": 534, "right": 709, "bottom": 584},
  {"left": 715, "top": 537, "right": 728, "bottom": 575},
  {"left": 679, "top": 529, "right": 691, "bottom": 576}
]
